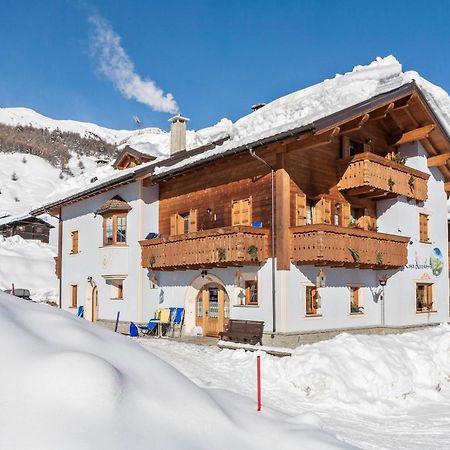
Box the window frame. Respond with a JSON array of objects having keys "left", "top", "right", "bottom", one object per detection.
[
  {"left": 70, "top": 284, "right": 78, "bottom": 308},
  {"left": 244, "top": 279, "right": 258, "bottom": 306},
  {"left": 102, "top": 213, "right": 128, "bottom": 246},
  {"left": 349, "top": 286, "right": 363, "bottom": 314},
  {"left": 305, "top": 285, "right": 321, "bottom": 317},
  {"left": 415, "top": 282, "right": 434, "bottom": 313}
]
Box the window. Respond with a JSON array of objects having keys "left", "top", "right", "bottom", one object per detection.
[
  {"left": 71, "top": 231, "right": 79, "bottom": 254},
  {"left": 419, "top": 213, "right": 429, "bottom": 242},
  {"left": 231, "top": 198, "right": 252, "bottom": 226},
  {"left": 349, "top": 287, "right": 362, "bottom": 314},
  {"left": 103, "top": 214, "right": 127, "bottom": 246},
  {"left": 416, "top": 283, "right": 433, "bottom": 312},
  {"left": 107, "top": 279, "right": 124, "bottom": 299},
  {"left": 305, "top": 285, "right": 319, "bottom": 316},
  {"left": 170, "top": 209, "right": 197, "bottom": 235},
  {"left": 70, "top": 284, "right": 78, "bottom": 308},
  {"left": 245, "top": 280, "right": 258, "bottom": 305},
  {"left": 305, "top": 200, "right": 315, "bottom": 225},
  {"left": 341, "top": 136, "right": 367, "bottom": 158}
]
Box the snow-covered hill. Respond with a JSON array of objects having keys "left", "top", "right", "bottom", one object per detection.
[{"left": 0, "top": 293, "right": 350, "bottom": 450}]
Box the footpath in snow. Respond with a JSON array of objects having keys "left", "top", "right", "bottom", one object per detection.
[{"left": 139, "top": 326, "right": 450, "bottom": 450}]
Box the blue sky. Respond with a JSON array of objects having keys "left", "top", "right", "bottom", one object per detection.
[{"left": 0, "top": 0, "right": 449, "bottom": 132}]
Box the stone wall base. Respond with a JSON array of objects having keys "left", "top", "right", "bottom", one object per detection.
[{"left": 262, "top": 322, "right": 445, "bottom": 348}]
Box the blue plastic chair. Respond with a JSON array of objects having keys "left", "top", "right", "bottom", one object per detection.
[
  {"left": 138, "top": 319, "right": 159, "bottom": 336},
  {"left": 170, "top": 307, "right": 185, "bottom": 337},
  {"left": 77, "top": 305, "right": 84, "bottom": 318}
]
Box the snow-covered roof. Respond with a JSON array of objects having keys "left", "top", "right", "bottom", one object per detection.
[
  {"left": 0, "top": 213, "right": 52, "bottom": 228},
  {"left": 32, "top": 56, "right": 450, "bottom": 213}
]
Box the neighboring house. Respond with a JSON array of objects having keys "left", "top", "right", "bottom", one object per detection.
[
  {"left": 0, "top": 214, "right": 53, "bottom": 243},
  {"left": 32, "top": 62, "right": 450, "bottom": 342}
]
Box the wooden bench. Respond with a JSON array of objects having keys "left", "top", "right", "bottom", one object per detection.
[{"left": 219, "top": 319, "right": 264, "bottom": 345}]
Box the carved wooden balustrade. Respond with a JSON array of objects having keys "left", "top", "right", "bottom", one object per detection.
[
  {"left": 290, "top": 224, "right": 409, "bottom": 269},
  {"left": 140, "top": 226, "right": 270, "bottom": 270},
  {"left": 337, "top": 152, "right": 429, "bottom": 201}
]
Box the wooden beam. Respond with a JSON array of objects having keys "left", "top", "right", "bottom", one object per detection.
[
  {"left": 444, "top": 182, "right": 450, "bottom": 193},
  {"left": 275, "top": 152, "right": 291, "bottom": 270},
  {"left": 290, "top": 127, "right": 340, "bottom": 152},
  {"left": 339, "top": 114, "right": 370, "bottom": 134},
  {"left": 369, "top": 103, "right": 394, "bottom": 121},
  {"left": 427, "top": 153, "right": 450, "bottom": 168},
  {"left": 389, "top": 124, "right": 435, "bottom": 146}
]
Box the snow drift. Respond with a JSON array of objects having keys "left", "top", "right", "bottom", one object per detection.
[
  {"left": 0, "top": 235, "right": 57, "bottom": 301},
  {"left": 0, "top": 292, "right": 352, "bottom": 450}
]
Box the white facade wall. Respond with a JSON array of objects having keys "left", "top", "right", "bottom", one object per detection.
[{"left": 60, "top": 181, "right": 159, "bottom": 323}]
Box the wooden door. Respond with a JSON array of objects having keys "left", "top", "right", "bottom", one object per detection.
[
  {"left": 196, "top": 284, "right": 229, "bottom": 336},
  {"left": 91, "top": 286, "right": 98, "bottom": 322}
]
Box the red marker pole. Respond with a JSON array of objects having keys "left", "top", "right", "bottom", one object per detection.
[
  {"left": 12, "top": 283, "right": 15, "bottom": 296},
  {"left": 256, "top": 355, "right": 261, "bottom": 411}
]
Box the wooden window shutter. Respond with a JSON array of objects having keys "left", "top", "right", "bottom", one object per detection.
[
  {"left": 177, "top": 214, "right": 185, "bottom": 234},
  {"left": 362, "top": 207, "right": 376, "bottom": 230},
  {"left": 341, "top": 203, "right": 351, "bottom": 227},
  {"left": 170, "top": 214, "right": 177, "bottom": 236},
  {"left": 295, "top": 193, "right": 307, "bottom": 226},
  {"left": 323, "top": 198, "right": 331, "bottom": 224},
  {"left": 71, "top": 231, "right": 78, "bottom": 253},
  {"left": 241, "top": 198, "right": 251, "bottom": 226},
  {"left": 314, "top": 199, "right": 323, "bottom": 224},
  {"left": 341, "top": 136, "right": 350, "bottom": 158},
  {"left": 232, "top": 198, "right": 252, "bottom": 226},
  {"left": 419, "top": 213, "right": 428, "bottom": 241},
  {"left": 231, "top": 200, "right": 241, "bottom": 226},
  {"left": 188, "top": 209, "right": 198, "bottom": 233}
]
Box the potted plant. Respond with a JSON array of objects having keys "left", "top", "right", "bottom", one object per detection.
[
  {"left": 248, "top": 245, "right": 259, "bottom": 260},
  {"left": 217, "top": 247, "right": 226, "bottom": 261}
]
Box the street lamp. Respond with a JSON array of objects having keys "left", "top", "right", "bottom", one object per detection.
[{"left": 378, "top": 274, "right": 389, "bottom": 327}]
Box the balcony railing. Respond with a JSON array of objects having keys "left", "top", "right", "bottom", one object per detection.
[
  {"left": 290, "top": 224, "right": 409, "bottom": 269},
  {"left": 140, "top": 226, "right": 270, "bottom": 270},
  {"left": 337, "top": 152, "right": 429, "bottom": 201}
]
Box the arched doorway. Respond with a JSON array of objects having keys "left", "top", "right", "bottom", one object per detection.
[
  {"left": 91, "top": 286, "right": 98, "bottom": 322},
  {"left": 195, "top": 283, "right": 229, "bottom": 337}
]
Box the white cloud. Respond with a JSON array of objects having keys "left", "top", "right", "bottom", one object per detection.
[{"left": 88, "top": 14, "right": 179, "bottom": 114}]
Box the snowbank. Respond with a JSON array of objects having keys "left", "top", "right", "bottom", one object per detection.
[
  {"left": 144, "top": 326, "right": 450, "bottom": 416},
  {"left": 0, "top": 235, "right": 57, "bottom": 301},
  {"left": 0, "top": 293, "right": 351, "bottom": 450}
]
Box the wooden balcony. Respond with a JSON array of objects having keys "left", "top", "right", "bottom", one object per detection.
[
  {"left": 140, "top": 226, "right": 270, "bottom": 270},
  {"left": 337, "top": 152, "right": 429, "bottom": 201},
  {"left": 290, "top": 224, "right": 409, "bottom": 269}
]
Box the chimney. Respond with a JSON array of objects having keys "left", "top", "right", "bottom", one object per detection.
[{"left": 169, "top": 114, "right": 190, "bottom": 155}]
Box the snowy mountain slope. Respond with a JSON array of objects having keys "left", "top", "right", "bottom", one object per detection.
[
  {"left": 0, "top": 293, "right": 352, "bottom": 450},
  {"left": 0, "top": 107, "right": 230, "bottom": 158},
  {"left": 0, "top": 153, "right": 115, "bottom": 217}
]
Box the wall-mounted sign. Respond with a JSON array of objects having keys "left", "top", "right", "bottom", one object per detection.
[
  {"left": 405, "top": 247, "right": 444, "bottom": 276},
  {"left": 430, "top": 247, "right": 444, "bottom": 276}
]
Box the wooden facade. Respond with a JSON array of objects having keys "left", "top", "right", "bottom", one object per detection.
[
  {"left": 138, "top": 88, "right": 449, "bottom": 272},
  {"left": 0, "top": 216, "right": 53, "bottom": 243}
]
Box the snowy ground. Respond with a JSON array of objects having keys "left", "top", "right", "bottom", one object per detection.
[
  {"left": 138, "top": 327, "right": 450, "bottom": 450},
  {"left": 0, "top": 235, "right": 57, "bottom": 301},
  {"left": 0, "top": 293, "right": 352, "bottom": 450}
]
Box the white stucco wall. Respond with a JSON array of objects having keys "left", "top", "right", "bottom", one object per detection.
[{"left": 60, "top": 180, "right": 159, "bottom": 323}]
